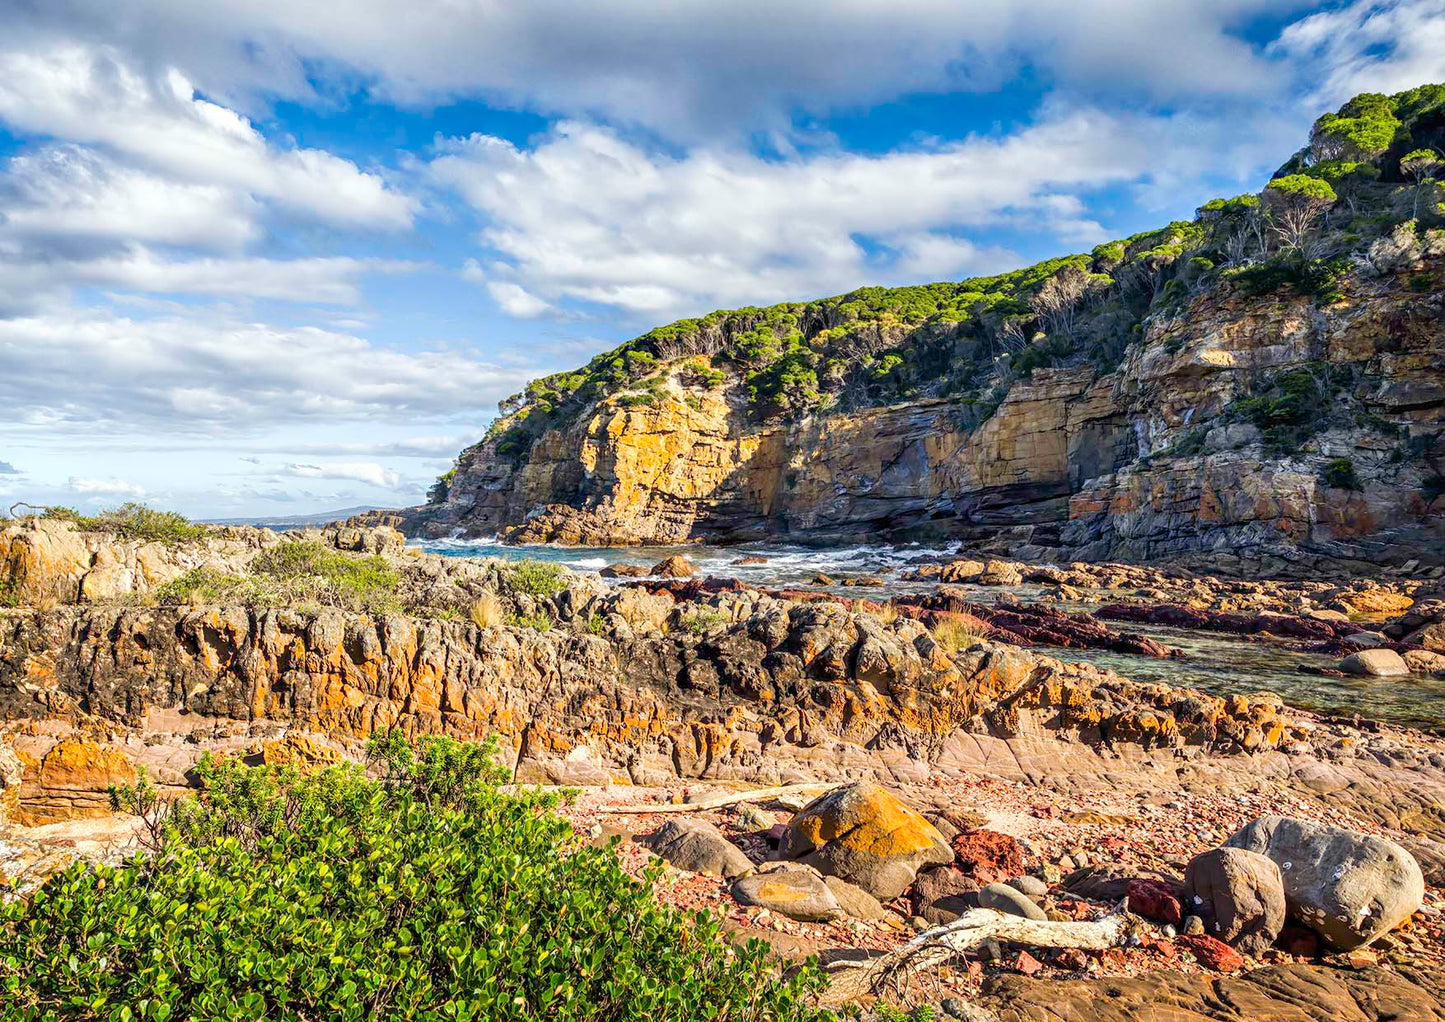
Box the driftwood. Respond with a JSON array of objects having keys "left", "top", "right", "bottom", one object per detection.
[
  {"left": 595, "top": 782, "right": 842, "bottom": 814},
  {"left": 822, "top": 902, "right": 1136, "bottom": 1005}
]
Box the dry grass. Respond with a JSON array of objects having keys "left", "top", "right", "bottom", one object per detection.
[
  {"left": 469, "top": 592, "right": 504, "bottom": 628},
  {"left": 930, "top": 616, "right": 986, "bottom": 654},
  {"left": 864, "top": 602, "right": 899, "bottom": 625}
]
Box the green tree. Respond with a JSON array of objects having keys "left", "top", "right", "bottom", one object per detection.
[
  {"left": 1264, "top": 175, "right": 1338, "bottom": 255},
  {"left": 1400, "top": 147, "right": 1444, "bottom": 219}
]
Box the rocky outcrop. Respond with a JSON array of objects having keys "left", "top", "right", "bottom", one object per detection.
[
  {"left": 0, "top": 518, "right": 406, "bottom": 606},
  {"left": 410, "top": 259, "right": 1443, "bottom": 575}
]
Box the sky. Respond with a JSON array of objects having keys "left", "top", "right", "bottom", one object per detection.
[{"left": 1, "top": 1, "right": 1443, "bottom": 519}]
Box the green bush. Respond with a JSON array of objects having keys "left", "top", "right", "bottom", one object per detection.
[
  {"left": 1322, "top": 457, "right": 1362, "bottom": 490},
  {"left": 0, "top": 736, "right": 830, "bottom": 1021},
  {"left": 153, "top": 542, "right": 401, "bottom": 614},
  {"left": 506, "top": 560, "right": 565, "bottom": 598},
  {"left": 674, "top": 608, "right": 729, "bottom": 635},
  {"left": 41, "top": 503, "right": 208, "bottom": 545},
  {"left": 508, "top": 610, "right": 555, "bottom": 632}
]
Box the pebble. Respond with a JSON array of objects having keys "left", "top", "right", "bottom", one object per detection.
[
  {"left": 1184, "top": 914, "right": 1205, "bottom": 935},
  {"left": 980, "top": 882, "right": 1048, "bottom": 921},
  {"left": 1007, "top": 875, "right": 1049, "bottom": 899}
]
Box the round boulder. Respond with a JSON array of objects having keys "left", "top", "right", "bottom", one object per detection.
[
  {"left": 1223, "top": 815, "right": 1424, "bottom": 949},
  {"left": 780, "top": 781, "right": 953, "bottom": 900},
  {"left": 978, "top": 882, "right": 1047, "bottom": 921},
  {"left": 731, "top": 862, "right": 842, "bottom": 922},
  {"left": 1338, "top": 649, "right": 1409, "bottom": 678},
  {"left": 1183, "top": 847, "right": 1286, "bottom": 954},
  {"left": 640, "top": 818, "right": 753, "bottom": 879},
  {"left": 650, "top": 555, "right": 697, "bottom": 578}
]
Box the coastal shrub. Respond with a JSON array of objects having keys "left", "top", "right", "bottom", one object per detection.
[
  {"left": 41, "top": 502, "right": 208, "bottom": 545},
  {"left": 674, "top": 608, "right": 729, "bottom": 635},
  {"left": 153, "top": 543, "right": 402, "bottom": 613},
  {"left": 1, "top": 736, "right": 831, "bottom": 1021},
  {"left": 509, "top": 610, "right": 555, "bottom": 632},
  {"left": 507, "top": 559, "right": 566, "bottom": 598},
  {"left": 1322, "top": 457, "right": 1362, "bottom": 490}
]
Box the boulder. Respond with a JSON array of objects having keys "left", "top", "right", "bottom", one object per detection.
[
  {"left": 1183, "top": 847, "right": 1286, "bottom": 954},
  {"left": 1126, "top": 877, "right": 1182, "bottom": 925},
  {"left": 1223, "top": 815, "right": 1424, "bottom": 948},
  {"left": 780, "top": 781, "right": 953, "bottom": 899},
  {"left": 650, "top": 555, "right": 696, "bottom": 578},
  {"left": 979, "top": 882, "right": 1047, "bottom": 921},
  {"left": 939, "top": 559, "right": 986, "bottom": 583},
  {"left": 978, "top": 560, "right": 1023, "bottom": 586},
  {"left": 1338, "top": 649, "right": 1409, "bottom": 677},
  {"left": 1175, "top": 934, "right": 1246, "bottom": 973},
  {"left": 599, "top": 563, "right": 650, "bottom": 578},
  {"left": 1403, "top": 649, "right": 1445, "bottom": 675},
  {"left": 910, "top": 866, "right": 981, "bottom": 924},
  {"left": 640, "top": 818, "right": 753, "bottom": 879},
  {"left": 950, "top": 829, "right": 1025, "bottom": 884},
  {"left": 823, "top": 875, "right": 887, "bottom": 921},
  {"left": 731, "top": 862, "right": 842, "bottom": 921}
]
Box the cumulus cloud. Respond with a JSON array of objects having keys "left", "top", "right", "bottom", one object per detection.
[
  {"left": 1271, "top": 0, "right": 1445, "bottom": 108},
  {"left": 0, "top": 44, "right": 416, "bottom": 229},
  {"left": 5, "top": 1, "right": 1299, "bottom": 140},
  {"left": 433, "top": 110, "right": 1270, "bottom": 319},
  {"left": 0, "top": 310, "right": 531, "bottom": 435},
  {"left": 68, "top": 476, "right": 147, "bottom": 496},
  {"left": 0, "top": 461, "right": 19, "bottom": 475},
  {"left": 280, "top": 461, "right": 403, "bottom": 489}
]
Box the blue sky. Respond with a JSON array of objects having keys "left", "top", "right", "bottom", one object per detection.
[{"left": 1, "top": 0, "right": 1442, "bottom": 518}]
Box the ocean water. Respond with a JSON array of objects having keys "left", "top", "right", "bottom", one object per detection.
[{"left": 416, "top": 538, "right": 1445, "bottom": 731}]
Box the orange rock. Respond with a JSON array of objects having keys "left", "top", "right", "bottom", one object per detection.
[{"left": 37, "top": 738, "right": 135, "bottom": 792}]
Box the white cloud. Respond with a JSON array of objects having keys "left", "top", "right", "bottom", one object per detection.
[
  {"left": 1271, "top": 0, "right": 1445, "bottom": 108},
  {"left": 0, "top": 310, "right": 531, "bottom": 435},
  {"left": 432, "top": 111, "right": 1258, "bottom": 318},
  {"left": 0, "top": 43, "right": 416, "bottom": 229},
  {"left": 281, "top": 461, "right": 403, "bottom": 489},
  {"left": 68, "top": 476, "right": 147, "bottom": 496},
  {"left": 5, "top": 1, "right": 1300, "bottom": 141},
  {"left": 1, "top": 144, "right": 260, "bottom": 251},
  {"left": 0, "top": 461, "right": 19, "bottom": 475},
  {"left": 0, "top": 247, "right": 417, "bottom": 313}
]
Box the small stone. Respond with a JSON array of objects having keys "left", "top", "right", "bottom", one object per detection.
[
  {"left": 1014, "top": 950, "right": 1043, "bottom": 976},
  {"left": 1183, "top": 914, "right": 1205, "bottom": 936},
  {"left": 979, "top": 882, "right": 1048, "bottom": 921},
  {"left": 1006, "top": 875, "right": 1048, "bottom": 899},
  {"left": 951, "top": 829, "right": 1025, "bottom": 884},
  {"left": 910, "top": 915, "right": 930, "bottom": 932},
  {"left": 1176, "top": 934, "right": 1246, "bottom": 973},
  {"left": 977, "top": 937, "right": 1003, "bottom": 962},
  {"left": 1127, "top": 877, "right": 1183, "bottom": 926}
]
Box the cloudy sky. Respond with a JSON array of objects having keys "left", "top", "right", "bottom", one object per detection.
[{"left": 1, "top": 1, "right": 1443, "bottom": 519}]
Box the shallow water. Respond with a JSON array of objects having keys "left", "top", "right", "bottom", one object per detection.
[{"left": 417, "top": 538, "right": 1445, "bottom": 732}]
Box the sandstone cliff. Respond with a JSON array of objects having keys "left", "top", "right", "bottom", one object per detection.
[{"left": 402, "top": 90, "right": 1445, "bottom": 575}]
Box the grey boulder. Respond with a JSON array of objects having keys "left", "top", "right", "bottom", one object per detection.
[
  {"left": 978, "top": 882, "right": 1047, "bottom": 921},
  {"left": 1223, "top": 815, "right": 1424, "bottom": 949},
  {"left": 732, "top": 862, "right": 843, "bottom": 921},
  {"left": 1338, "top": 649, "right": 1409, "bottom": 677},
  {"left": 640, "top": 818, "right": 753, "bottom": 879},
  {"left": 1183, "top": 847, "right": 1286, "bottom": 954}
]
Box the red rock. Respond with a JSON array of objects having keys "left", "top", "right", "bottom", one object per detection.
[
  {"left": 1052, "top": 948, "right": 1089, "bottom": 971},
  {"left": 1014, "top": 951, "right": 1043, "bottom": 976},
  {"left": 1276, "top": 922, "right": 1322, "bottom": 958},
  {"left": 1127, "top": 877, "right": 1183, "bottom": 926},
  {"left": 1177, "top": 934, "right": 1246, "bottom": 973},
  {"left": 951, "top": 829, "right": 1025, "bottom": 884}
]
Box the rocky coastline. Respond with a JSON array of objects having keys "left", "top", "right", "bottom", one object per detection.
[{"left": 2, "top": 516, "right": 1443, "bottom": 1017}]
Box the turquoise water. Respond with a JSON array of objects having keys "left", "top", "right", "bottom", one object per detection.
[{"left": 418, "top": 539, "right": 1445, "bottom": 731}]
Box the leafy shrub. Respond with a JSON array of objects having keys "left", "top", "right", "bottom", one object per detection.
[
  {"left": 507, "top": 560, "right": 565, "bottom": 598},
  {"left": 585, "top": 612, "right": 608, "bottom": 635},
  {"left": 154, "top": 542, "right": 401, "bottom": 614},
  {"left": 674, "top": 608, "right": 729, "bottom": 635},
  {"left": 41, "top": 502, "right": 208, "bottom": 545},
  {"left": 1231, "top": 366, "right": 1335, "bottom": 454},
  {"left": 2, "top": 737, "right": 831, "bottom": 1021},
  {"left": 509, "top": 610, "right": 555, "bottom": 632},
  {"left": 1322, "top": 457, "right": 1362, "bottom": 490}
]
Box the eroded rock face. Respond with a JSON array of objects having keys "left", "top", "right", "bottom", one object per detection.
[
  {"left": 1223, "top": 815, "right": 1425, "bottom": 949},
  {"left": 408, "top": 265, "right": 1443, "bottom": 574},
  {"left": 779, "top": 781, "right": 953, "bottom": 899}
]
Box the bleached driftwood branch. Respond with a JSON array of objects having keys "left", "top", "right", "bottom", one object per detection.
[{"left": 821, "top": 903, "right": 1135, "bottom": 1005}]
